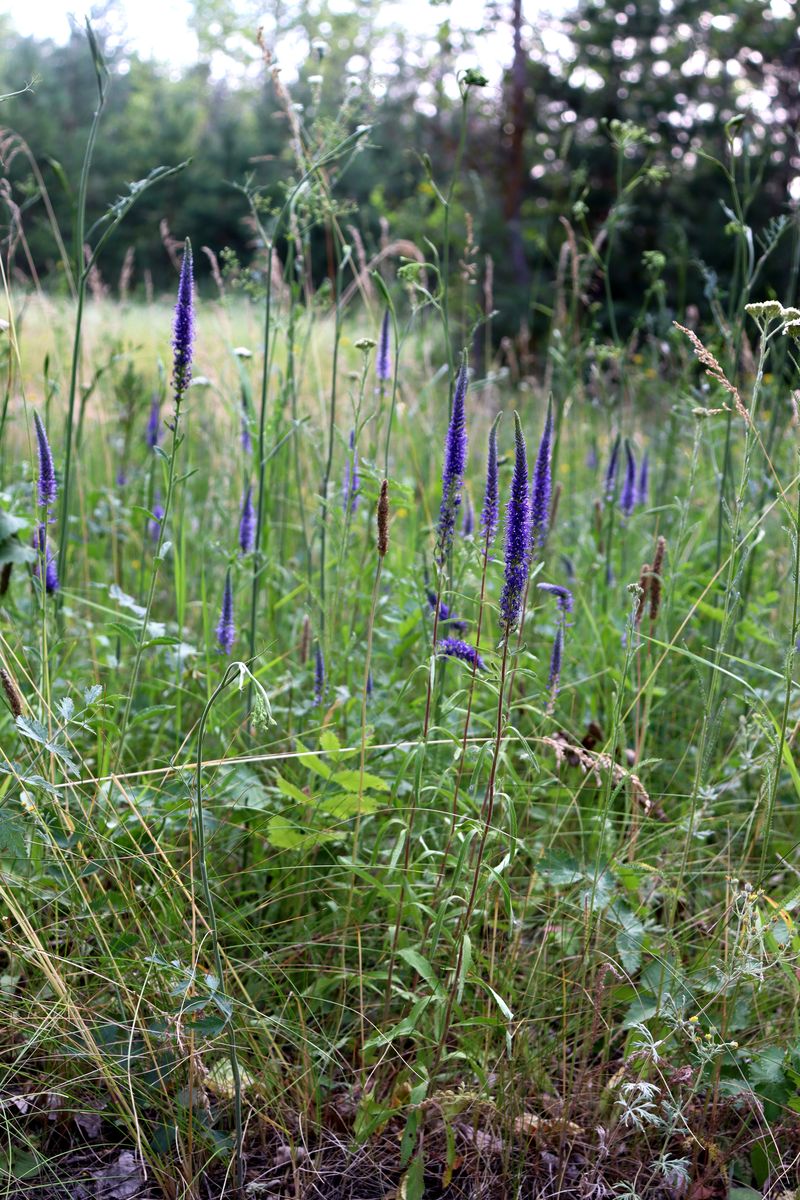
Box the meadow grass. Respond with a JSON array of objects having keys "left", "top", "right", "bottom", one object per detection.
[
  {"left": 2, "top": 61, "right": 800, "bottom": 1195},
  {"left": 2, "top": 280, "right": 800, "bottom": 1198}
]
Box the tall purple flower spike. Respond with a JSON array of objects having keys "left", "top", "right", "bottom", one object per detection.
[
  {"left": 604, "top": 434, "right": 621, "bottom": 503},
  {"left": 239, "top": 484, "right": 255, "bottom": 554},
  {"left": 172, "top": 240, "right": 195, "bottom": 405},
  {"left": 216, "top": 570, "right": 235, "bottom": 654},
  {"left": 480, "top": 412, "right": 502, "bottom": 553},
  {"left": 377, "top": 309, "right": 392, "bottom": 382},
  {"left": 342, "top": 429, "right": 360, "bottom": 514},
  {"left": 530, "top": 396, "right": 553, "bottom": 555},
  {"left": 499, "top": 412, "right": 530, "bottom": 632},
  {"left": 33, "top": 412, "right": 57, "bottom": 509},
  {"left": 33, "top": 524, "right": 59, "bottom": 594},
  {"left": 435, "top": 361, "right": 468, "bottom": 565},
  {"left": 620, "top": 439, "right": 636, "bottom": 518}
]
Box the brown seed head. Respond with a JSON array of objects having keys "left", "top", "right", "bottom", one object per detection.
[
  {"left": 299, "top": 614, "right": 311, "bottom": 665},
  {"left": 649, "top": 535, "right": 666, "bottom": 622},
  {"left": 1, "top": 667, "right": 23, "bottom": 718},
  {"left": 377, "top": 479, "right": 389, "bottom": 557}
]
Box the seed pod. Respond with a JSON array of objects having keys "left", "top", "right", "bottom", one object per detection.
[
  {"left": 377, "top": 479, "right": 389, "bottom": 557},
  {"left": 1, "top": 667, "right": 23, "bottom": 718},
  {"left": 650, "top": 536, "right": 666, "bottom": 622}
]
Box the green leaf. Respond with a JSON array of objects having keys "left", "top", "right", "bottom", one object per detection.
[
  {"left": 275, "top": 775, "right": 310, "bottom": 806},
  {"left": 332, "top": 768, "right": 389, "bottom": 793},
  {"left": 295, "top": 741, "right": 331, "bottom": 780},
  {"left": 397, "top": 946, "right": 441, "bottom": 992},
  {"left": 318, "top": 792, "right": 379, "bottom": 819},
  {"left": 266, "top": 814, "right": 336, "bottom": 850}
]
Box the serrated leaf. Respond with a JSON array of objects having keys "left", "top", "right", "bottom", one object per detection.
[
  {"left": 275, "top": 775, "right": 310, "bottom": 806},
  {"left": 318, "top": 792, "right": 379, "bottom": 819}
]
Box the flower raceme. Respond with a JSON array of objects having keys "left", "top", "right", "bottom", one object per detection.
[
  {"left": 435, "top": 361, "right": 468, "bottom": 565},
  {"left": 499, "top": 412, "right": 530, "bottom": 633},
  {"left": 216, "top": 570, "right": 235, "bottom": 654},
  {"left": 530, "top": 396, "right": 553, "bottom": 555},
  {"left": 33, "top": 412, "right": 57, "bottom": 510},
  {"left": 480, "top": 412, "right": 502, "bottom": 553},
  {"left": 172, "top": 240, "right": 195, "bottom": 405}
]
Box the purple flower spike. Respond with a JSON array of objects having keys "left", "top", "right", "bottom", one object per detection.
[
  {"left": 548, "top": 622, "right": 564, "bottom": 695},
  {"left": 604, "top": 434, "right": 621, "bottom": 503},
  {"left": 620, "top": 440, "right": 636, "bottom": 518},
  {"left": 239, "top": 484, "right": 255, "bottom": 554},
  {"left": 435, "top": 361, "right": 469, "bottom": 564},
  {"left": 33, "top": 412, "right": 57, "bottom": 510},
  {"left": 530, "top": 396, "right": 553, "bottom": 555},
  {"left": 426, "top": 588, "right": 467, "bottom": 634},
  {"left": 437, "top": 636, "right": 485, "bottom": 671},
  {"left": 637, "top": 451, "right": 649, "bottom": 507},
  {"left": 172, "top": 240, "right": 195, "bottom": 405},
  {"left": 538, "top": 582, "right": 574, "bottom": 614},
  {"left": 146, "top": 397, "right": 161, "bottom": 449},
  {"left": 216, "top": 570, "right": 235, "bottom": 654},
  {"left": 499, "top": 412, "right": 530, "bottom": 633},
  {"left": 342, "top": 429, "right": 360, "bottom": 514},
  {"left": 377, "top": 309, "right": 392, "bottom": 382},
  {"left": 314, "top": 643, "right": 325, "bottom": 705},
  {"left": 480, "top": 412, "right": 502, "bottom": 553},
  {"left": 33, "top": 524, "right": 59, "bottom": 594}
]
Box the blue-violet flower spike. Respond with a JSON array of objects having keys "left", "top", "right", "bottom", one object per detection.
[
  {"left": 239, "top": 484, "right": 255, "bottom": 554},
  {"left": 435, "top": 361, "right": 469, "bottom": 564},
  {"left": 172, "top": 240, "right": 195, "bottom": 405},
  {"left": 437, "top": 637, "right": 485, "bottom": 671},
  {"left": 499, "top": 412, "right": 530, "bottom": 632},
  {"left": 537, "top": 582, "right": 574, "bottom": 614},
  {"left": 216, "top": 569, "right": 235, "bottom": 654},
  {"left": 342, "top": 429, "right": 359, "bottom": 514},
  {"left": 620, "top": 439, "right": 636, "bottom": 517},
  {"left": 377, "top": 309, "right": 392, "bottom": 382},
  {"left": 33, "top": 524, "right": 59, "bottom": 594},
  {"left": 604, "top": 434, "right": 621, "bottom": 503},
  {"left": 530, "top": 395, "right": 553, "bottom": 555},
  {"left": 33, "top": 412, "right": 57, "bottom": 509},
  {"left": 480, "top": 412, "right": 502, "bottom": 553},
  {"left": 314, "top": 643, "right": 325, "bottom": 705}
]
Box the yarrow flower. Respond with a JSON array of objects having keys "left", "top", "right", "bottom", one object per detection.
[
  {"left": 637, "top": 450, "right": 649, "bottom": 507},
  {"left": 146, "top": 397, "right": 161, "bottom": 449},
  {"left": 172, "top": 240, "right": 195, "bottom": 405},
  {"left": 342, "top": 429, "right": 360, "bottom": 514},
  {"left": 33, "top": 411, "right": 57, "bottom": 509},
  {"left": 530, "top": 396, "right": 553, "bottom": 555},
  {"left": 604, "top": 434, "right": 621, "bottom": 503},
  {"left": 33, "top": 524, "right": 59, "bottom": 594},
  {"left": 499, "top": 412, "right": 530, "bottom": 632},
  {"left": 437, "top": 636, "right": 485, "bottom": 671},
  {"left": 377, "top": 309, "right": 392, "bottom": 382},
  {"left": 216, "top": 569, "right": 235, "bottom": 654},
  {"left": 314, "top": 643, "right": 325, "bottom": 705},
  {"left": 620, "top": 439, "right": 636, "bottom": 517},
  {"left": 435, "top": 361, "right": 468, "bottom": 564},
  {"left": 426, "top": 588, "right": 467, "bottom": 634},
  {"left": 480, "top": 412, "right": 502, "bottom": 552},
  {"left": 239, "top": 484, "right": 255, "bottom": 554}
]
